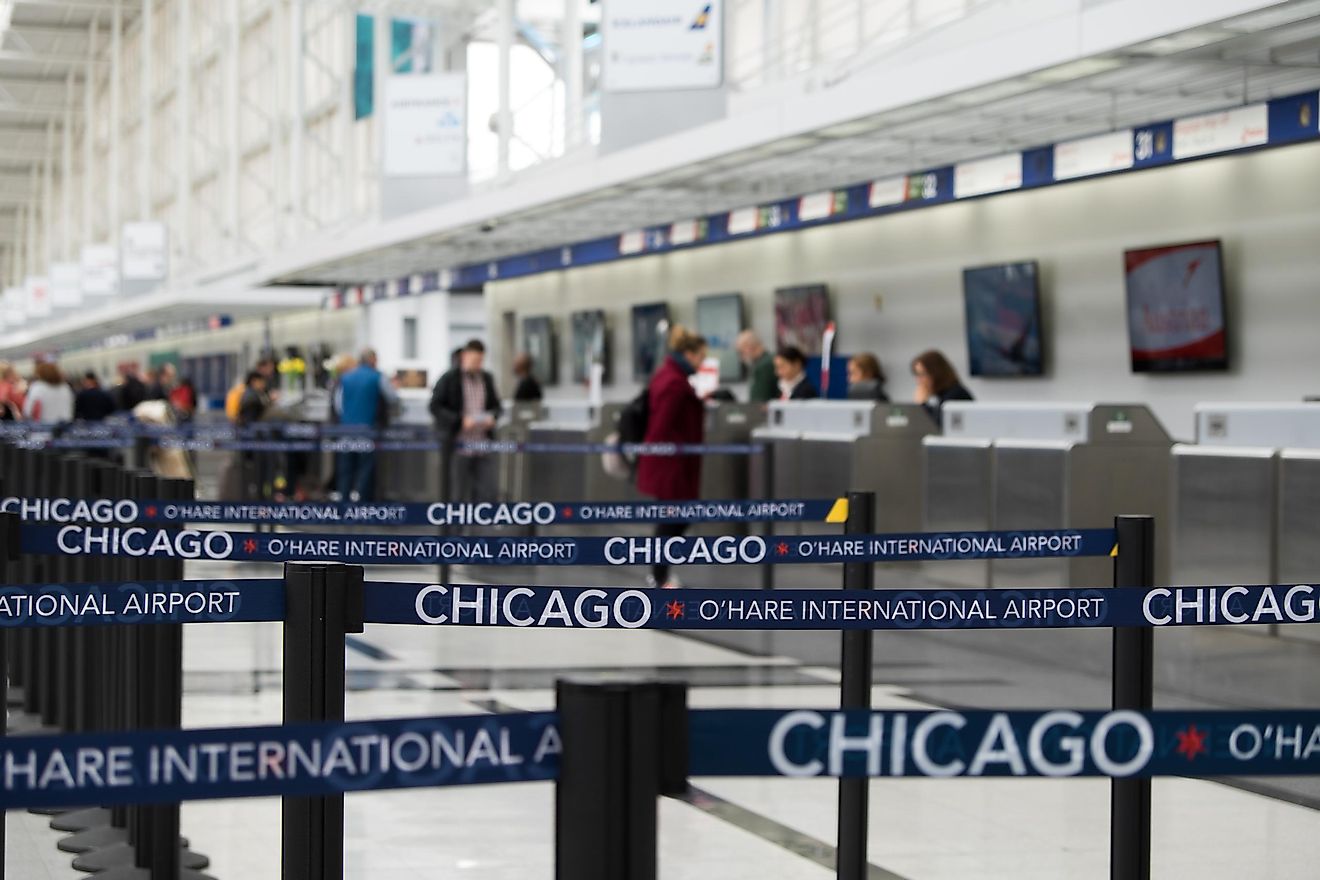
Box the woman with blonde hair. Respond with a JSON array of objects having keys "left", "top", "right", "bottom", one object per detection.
[
  {"left": 635, "top": 324, "right": 708, "bottom": 589},
  {"left": 23, "top": 361, "right": 73, "bottom": 424}
]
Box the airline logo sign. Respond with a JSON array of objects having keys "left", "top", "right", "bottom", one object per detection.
[
  {"left": 383, "top": 74, "right": 467, "bottom": 177},
  {"left": 1174, "top": 104, "right": 1268, "bottom": 160},
  {"left": 1054, "top": 130, "right": 1134, "bottom": 181},
  {"left": 604, "top": 0, "right": 722, "bottom": 92}
]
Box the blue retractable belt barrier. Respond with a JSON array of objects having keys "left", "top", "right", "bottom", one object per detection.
[
  {"left": 0, "top": 579, "right": 284, "bottom": 627},
  {"left": 0, "top": 495, "right": 848, "bottom": 527},
  {"left": 23, "top": 525, "right": 1117, "bottom": 566},
  {"left": 0, "top": 711, "right": 560, "bottom": 810},
  {"left": 5, "top": 706, "right": 1320, "bottom": 811},
  {"left": 4, "top": 580, "right": 1318, "bottom": 631},
  {"left": 688, "top": 708, "right": 1320, "bottom": 779},
  {"left": 363, "top": 583, "right": 1320, "bottom": 630}
]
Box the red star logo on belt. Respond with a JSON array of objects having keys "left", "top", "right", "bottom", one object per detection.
[
  {"left": 243, "top": 538, "right": 258, "bottom": 554},
  {"left": 561, "top": 507, "right": 573, "bottom": 519},
  {"left": 776, "top": 542, "right": 790, "bottom": 556},
  {"left": 664, "top": 600, "right": 684, "bottom": 620},
  {"left": 1174, "top": 724, "right": 1209, "bottom": 761},
  {"left": 145, "top": 506, "right": 158, "bottom": 518}
]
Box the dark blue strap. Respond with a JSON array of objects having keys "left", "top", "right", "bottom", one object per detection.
[{"left": 0, "top": 580, "right": 284, "bottom": 626}]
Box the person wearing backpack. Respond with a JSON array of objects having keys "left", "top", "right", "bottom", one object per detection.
[{"left": 635, "top": 325, "right": 708, "bottom": 589}]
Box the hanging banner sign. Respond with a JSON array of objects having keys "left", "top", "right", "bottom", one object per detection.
[
  {"left": 49, "top": 263, "right": 83, "bottom": 309},
  {"left": 24, "top": 275, "right": 51, "bottom": 319},
  {"left": 0, "top": 579, "right": 283, "bottom": 628},
  {"left": 120, "top": 222, "right": 169, "bottom": 281},
  {"left": 689, "top": 707, "right": 1320, "bottom": 779},
  {"left": 0, "top": 711, "right": 559, "bottom": 811},
  {"left": 603, "top": 0, "right": 723, "bottom": 92},
  {"left": 382, "top": 74, "right": 467, "bottom": 177},
  {"left": 22, "top": 525, "right": 1116, "bottom": 566},
  {"left": 80, "top": 243, "right": 119, "bottom": 297},
  {"left": 364, "top": 583, "right": 1320, "bottom": 631}
]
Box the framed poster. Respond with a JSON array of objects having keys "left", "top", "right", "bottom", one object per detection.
[
  {"left": 774, "top": 284, "right": 830, "bottom": 356},
  {"left": 962, "top": 261, "right": 1044, "bottom": 377},
  {"left": 696, "top": 293, "right": 744, "bottom": 382},
  {"left": 521, "top": 315, "right": 558, "bottom": 385},
  {"left": 1124, "top": 240, "right": 1227, "bottom": 372},
  {"left": 630, "top": 302, "right": 671, "bottom": 380},
  {"left": 570, "top": 309, "right": 610, "bottom": 384}
]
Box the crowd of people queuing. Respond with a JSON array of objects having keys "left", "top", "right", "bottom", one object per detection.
[{"left": 0, "top": 359, "right": 199, "bottom": 425}]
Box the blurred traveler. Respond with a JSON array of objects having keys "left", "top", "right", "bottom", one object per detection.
[
  {"left": 237, "top": 371, "right": 270, "bottom": 426},
  {"left": 24, "top": 361, "right": 74, "bottom": 424},
  {"left": 333, "top": 348, "right": 399, "bottom": 502},
  {"left": 0, "top": 362, "right": 24, "bottom": 420},
  {"left": 327, "top": 354, "right": 357, "bottom": 423},
  {"left": 169, "top": 377, "right": 198, "bottom": 419},
  {"left": 912, "top": 349, "right": 973, "bottom": 424},
  {"left": 115, "top": 364, "right": 147, "bottom": 412},
  {"left": 774, "top": 346, "right": 819, "bottom": 401},
  {"left": 511, "top": 353, "right": 543, "bottom": 402},
  {"left": 636, "top": 326, "right": 708, "bottom": 590},
  {"left": 846, "top": 353, "right": 890, "bottom": 402},
  {"left": 430, "top": 339, "right": 502, "bottom": 505},
  {"left": 735, "top": 331, "right": 776, "bottom": 403},
  {"left": 74, "top": 372, "right": 117, "bottom": 421},
  {"left": 146, "top": 363, "right": 176, "bottom": 401}
]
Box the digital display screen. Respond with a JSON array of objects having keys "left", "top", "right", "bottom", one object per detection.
[
  {"left": 962, "top": 261, "right": 1043, "bottom": 377},
  {"left": 1124, "top": 240, "right": 1227, "bottom": 372}
]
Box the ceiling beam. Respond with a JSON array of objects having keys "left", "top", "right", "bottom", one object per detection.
[
  {"left": 0, "top": 50, "right": 106, "bottom": 69},
  {"left": 12, "top": 0, "right": 139, "bottom": 11}
]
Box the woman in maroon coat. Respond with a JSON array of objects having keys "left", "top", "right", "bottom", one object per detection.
[{"left": 636, "top": 325, "right": 708, "bottom": 588}]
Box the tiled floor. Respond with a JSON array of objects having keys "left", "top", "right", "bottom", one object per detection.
[{"left": 10, "top": 554, "right": 1320, "bottom": 878}]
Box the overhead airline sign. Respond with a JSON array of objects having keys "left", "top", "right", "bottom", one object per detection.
[
  {"left": 603, "top": 0, "right": 722, "bottom": 91},
  {"left": 383, "top": 74, "right": 467, "bottom": 177}
]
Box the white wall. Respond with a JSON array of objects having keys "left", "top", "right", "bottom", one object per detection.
[
  {"left": 485, "top": 139, "right": 1320, "bottom": 439},
  {"left": 363, "top": 291, "right": 488, "bottom": 385}
]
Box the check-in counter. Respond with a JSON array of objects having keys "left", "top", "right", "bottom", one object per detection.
[
  {"left": 701, "top": 402, "right": 766, "bottom": 501},
  {"left": 1176, "top": 403, "right": 1320, "bottom": 639},
  {"left": 500, "top": 401, "right": 546, "bottom": 501},
  {"left": 375, "top": 389, "right": 439, "bottom": 502},
  {"left": 526, "top": 401, "right": 598, "bottom": 502},
  {"left": 929, "top": 402, "right": 1172, "bottom": 589}
]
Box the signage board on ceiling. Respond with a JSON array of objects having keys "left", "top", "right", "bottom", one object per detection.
[
  {"left": 81, "top": 244, "right": 119, "bottom": 297},
  {"left": 603, "top": 0, "right": 723, "bottom": 92},
  {"left": 383, "top": 73, "right": 467, "bottom": 177},
  {"left": 49, "top": 263, "right": 82, "bottom": 310},
  {"left": 120, "top": 222, "right": 169, "bottom": 281},
  {"left": 24, "top": 276, "right": 50, "bottom": 319},
  {"left": 2, "top": 286, "right": 25, "bottom": 327}
]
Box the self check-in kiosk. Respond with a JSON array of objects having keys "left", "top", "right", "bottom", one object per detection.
[
  {"left": 927, "top": 403, "right": 1173, "bottom": 589},
  {"left": 1175, "top": 404, "right": 1320, "bottom": 640},
  {"left": 751, "top": 400, "right": 936, "bottom": 537}
]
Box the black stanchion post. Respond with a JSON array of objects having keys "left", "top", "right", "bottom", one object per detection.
[
  {"left": 1110, "top": 515, "right": 1154, "bottom": 880},
  {"left": 554, "top": 680, "right": 689, "bottom": 880},
  {"left": 437, "top": 438, "right": 452, "bottom": 586},
  {"left": 837, "top": 490, "right": 875, "bottom": 880},
  {"left": 282, "top": 561, "right": 365, "bottom": 880},
  {"left": 0, "top": 509, "right": 19, "bottom": 876}
]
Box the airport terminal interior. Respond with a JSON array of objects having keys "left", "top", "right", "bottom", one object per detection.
[{"left": 4, "top": 0, "right": 1320, "bottom": 876}]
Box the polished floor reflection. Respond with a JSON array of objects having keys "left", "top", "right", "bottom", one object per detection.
[{"left": 9, "top": 554, "right": 1320, "bottom": 878}]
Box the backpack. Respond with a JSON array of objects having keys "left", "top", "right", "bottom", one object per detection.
[{"left": 617, "top": 388, "right": 649, "bottom": 448}]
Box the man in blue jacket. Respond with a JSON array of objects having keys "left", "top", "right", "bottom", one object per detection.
[{"left": 333, "top": 348, "right": 398, "bottom": 502}]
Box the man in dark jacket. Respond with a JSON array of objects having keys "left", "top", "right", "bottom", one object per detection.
[
  {"left": 74, "top": 372, "right": 117, "bottom": 421},
  {"left": 115, "top": 364, "right": 147, "bottom": 412},
  {"left": 430, "top": 339, "right": 502, "bottom": 505}
]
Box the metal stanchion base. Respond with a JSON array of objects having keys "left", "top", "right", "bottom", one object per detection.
[
  {"left": 28, "top": 806, "right": 65, "bottom": 816},
  {"left": 50, "top": 807, "right": 109, "bottom": 833},
  {"left": 6, "top": 715, "right": 58, "bottom": 735},
  {"left": 96, "top": 867, "right": 216, "bottom": 880},
  {"left": 58, "top": 824, "right": 126, "bottom": 854},
  {"left": 71, "top": 842, "right": 209, "bottom": 872},
  {"left": 7, "top": 684, "right": 24, "bottom": 706}
]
